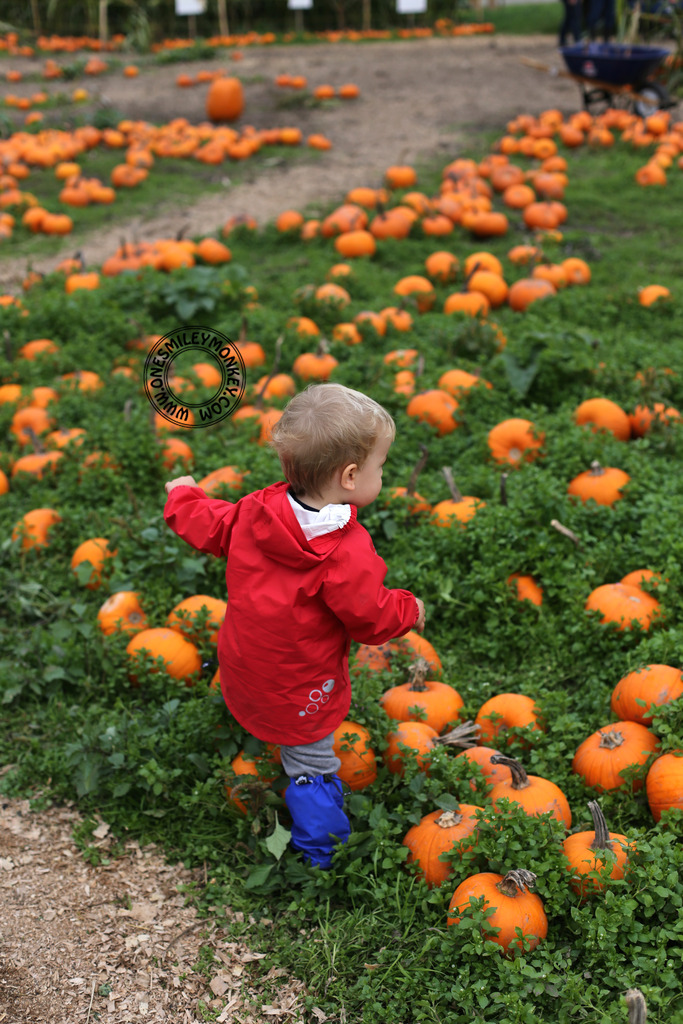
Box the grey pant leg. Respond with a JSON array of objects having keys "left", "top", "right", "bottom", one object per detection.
[{"left": 280, "top": 732, "right": 341, "bottom": 778}]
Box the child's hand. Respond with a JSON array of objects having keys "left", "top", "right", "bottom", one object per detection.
[
  {"left": 414, "top": 598, "right": 426, "bottom": 633},
  {"left": 165, "top": 475, "right": 197, "bottom": 495}
]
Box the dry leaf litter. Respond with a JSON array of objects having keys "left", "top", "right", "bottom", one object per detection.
[{"left": 0, "top": 797, "right": 310, "bottom": 1023}]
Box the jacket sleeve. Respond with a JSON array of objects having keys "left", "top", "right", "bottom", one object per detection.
[
  {"left": 321, "top": 530, "right": 419, "bottom": 645},
  {"left": 164, "top": 485, "right": 239, "bottom": 557}
]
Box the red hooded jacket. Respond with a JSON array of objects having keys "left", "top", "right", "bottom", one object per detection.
[{"left": 164, "top": 481, "right": 419, "bottom": 744}]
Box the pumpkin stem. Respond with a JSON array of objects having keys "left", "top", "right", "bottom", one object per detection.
[
  {"left": 598, "top": 728, "right": 625, "bottom": 750},
  {"left": 315, "top": 337, "right": 330, "bottom": 357},
  {"left": 464, "top": 260, "right": 481, "bottom": 287},
  {"left": 496, "top": 869, "right": 537, "bottom": 897},
  {"left": 500, "top": 471, "right": 508, "bottom": 507},
  {"left": 625, "top": 989, "right": 647, "bottom": 1024},
  {"left": 442, "top": 466, "right": 463, "bottom": 503},
  {"left": 24, "top": 425, "right": 45, "bottom": 454},
  {"left": 416, "top": 353, "right": 425, "bottom": 378},
  {"left": 589, "top": 460, "right": 605, "bottom": 477},
  {"left": 407, "top": 657, "right": 429, "bottom": 691},
  {"left": 239, "top": 315, "right": 248, "bottom": 343},
  {"left": 254, "top": 334, "right": 283, "bottom": 410},
  {"left": 490, "top": 755, "right": 530, "bottom": 790},
  {"left": 406, "top": 444, "right": 429, "bottom": 497},
  {"left": 434, "top": 720, "right": 480, "bottom": 748},
  {"left": 123, "top": 398, "right": 133, "bottom": 422},
  {"left": 550, "top": 518, "right": 581, "bottom": 547},
  {"left": 436, "top": 809, "right": 464, "bottom": 828},
  {"left": 587, "top": 800, "right": 614, "bottom": 852}
]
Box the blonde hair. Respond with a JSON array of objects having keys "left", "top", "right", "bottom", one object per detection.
[{"left": 270, "top": 382, "right": 395, "bottom": 498}]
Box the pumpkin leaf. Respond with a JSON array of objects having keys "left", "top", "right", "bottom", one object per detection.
[
  {"left": 264, "top": 814, "right": 291, "bottom": 861},
  {"left": 500, "top": 344, "right": 544, "bottom": 398}
]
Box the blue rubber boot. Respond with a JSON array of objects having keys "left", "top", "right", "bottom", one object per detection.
[{"left": 285, "top": 773, "right": 350, "bottom": 869}]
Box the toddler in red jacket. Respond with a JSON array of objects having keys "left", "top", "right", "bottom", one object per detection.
[{"left": 164, "top": 382, "right": 425, "bottom": 869}]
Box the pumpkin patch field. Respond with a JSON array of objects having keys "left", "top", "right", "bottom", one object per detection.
[{"left": 3, "top": 26, "right": 683, "bottom": 1024}]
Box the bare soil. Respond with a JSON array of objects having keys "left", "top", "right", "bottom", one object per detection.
[
  {"left": 1, "top": 31, "right": 578, "bottom": 1024},
  {"left": 0, "top": 33, "right": 580, "bottom": 291}
]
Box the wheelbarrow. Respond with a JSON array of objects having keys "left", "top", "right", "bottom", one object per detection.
[
  {"left": 559, "top": 41, "right": 674, "bottom": 116},
  {"left": 521, "top": 42, "right": 675, "bottom": 117}
]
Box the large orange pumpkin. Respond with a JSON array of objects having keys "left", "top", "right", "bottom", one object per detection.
[
  {"left": 380, "top": 658, "right": 463, "bottom": 732},
  {"left": 572, "top": 720, "right": 659, "bottom": 792},
  {"left": 447, "top": 869, "right": 548, "bottom": 954},
  {"left": 585, "top": 583, "right": 661, "bottom": 631},
  {"left": 206, "top": 77, "right": 244, "bottom": 122},
  {"left": 611, "top": 664, "right": 683, "bottom": 724},
  {"left": 126, "top": 627, "right": 202, "bottom": 685}
]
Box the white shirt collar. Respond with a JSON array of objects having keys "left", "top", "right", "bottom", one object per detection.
[{"left": 287, "top": 491, "right": 351, "bottom": 540}]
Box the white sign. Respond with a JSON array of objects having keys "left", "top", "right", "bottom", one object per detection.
[
  {"left": 175, "top": 0, "right": 206, "bottom": 14},
  {"left": 397, "top": 0, "right": 427, "bottom": 12},
  {"left": 288, "top": 0, "right": 313, "bottom": 8}
]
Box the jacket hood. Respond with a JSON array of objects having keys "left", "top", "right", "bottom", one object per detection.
[{"left": 249, "top": 481, "right": 356, "bottom": 568}]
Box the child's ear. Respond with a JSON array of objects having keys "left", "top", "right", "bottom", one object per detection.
[{"left": 340, "top": 463, "right": 357, "bottom": 491}]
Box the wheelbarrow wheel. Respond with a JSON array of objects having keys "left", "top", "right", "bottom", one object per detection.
[
  {"left": 583, "top": 86, "right": 613, "bottom": 116},
  {"left": 633, "top": 80, "right": 670, "bottom": 118}
]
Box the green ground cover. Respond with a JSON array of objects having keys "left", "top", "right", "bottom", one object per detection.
[{"left": 1, "top": 118, "right": 683, "bottom": 1023}]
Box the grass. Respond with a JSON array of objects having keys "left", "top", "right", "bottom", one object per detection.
[
  {"left": 3, "top": 143, "right": 318, "bottom": 262},
  {"left": 481, "top": 2, "right": 564, "bottom": 35}
]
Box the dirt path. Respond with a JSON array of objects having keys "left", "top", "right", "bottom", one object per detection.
[
  {"left": 0, "top": 34, "right": 580, "bottom": 291},
  {"left": 0, "top": 796, "right": 305, "bottom": 1024}
]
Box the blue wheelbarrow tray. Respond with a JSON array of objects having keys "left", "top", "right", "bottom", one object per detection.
[{"left": 560, "top": 42, "right": 670, "bottom": 86}]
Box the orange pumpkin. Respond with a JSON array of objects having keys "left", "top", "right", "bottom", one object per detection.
[
  {"left": 572, "top": 721, "right": 659, "bottom": 792},
  {"left": 610, "top": 664, "right": 683, "bottom": 725},
  {"left": 206, "top": 76, "right": 244, "bottom": 122},
  {"left": 487, "top": 418, "right": 544, "bottom": 466},
  {"left": 562, "top": 801, "right": 633, "bottom": 897},
  {"left": 97, "top": 591, "right": 148, "bottom": 636},
  {"left": 447, "top": 869, "right": 548, "bottom": 954},
  {"left": 567, "top": 462, "right": 630, "bottom": 506},
  {"left": 454, "top": 746, "right": 513, "bottom": 794},
  {"left": 166, "top": 594, "right": 227, "bottom": 643},
  {"left": 384, "top": 720, "right": 439, "bottom": 776},
  {"left": 403, "top": 804, "right": 483, "bottom": 888},
  {"left": 475, "top": 693, "right": 543, "bottom": 747},
  {"left": 126, "top": 627, "right": 202, "bottom": 685},
  {"left": 71, "top": 537, "right": 117, "bottom": 589},
  {"left": 226, "top": 749, "right": 281, "bottom": 815},
  {"left": 574, "top": 397, "right": 631, "bottom": 440},
  {"left": 12, "top": 508, "right": 61, "bottom": 550},
  {"left": 197, "top": 465, "right": 246, "bottom": 496},
  {"left": 489, "top": 755, "right": 572, "bottom": 827},
  {"left": 333, "top": 721, "right": 377, "bottom": 791},
  {"left": 406, "top": 389, "right": 458, "bottom": 436},
  {"left": 507, "top": 277, "right": 556, "bottom": 312},
  {"left": 646, "top": 750, "right": 683, "bottom": 822},
  {"left": 507, "top": 574, "right": 543, "bottom": 606},
  {"left": 380, "top": 659, "right": 463, "bottom": 733},
  {"left": 585, "top": 583, "right": 661, "bottom": 631}
]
